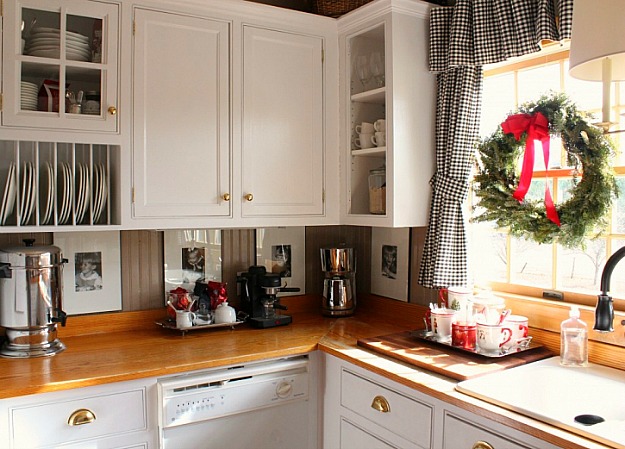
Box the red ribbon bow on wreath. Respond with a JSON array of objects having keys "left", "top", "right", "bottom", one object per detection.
[{"left": 501, "top": 111, "right": 561, "bottom": 227}]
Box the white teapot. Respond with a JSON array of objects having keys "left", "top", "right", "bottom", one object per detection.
[{"left": 214, "top": 302, "right": 236, "bottom": 324}]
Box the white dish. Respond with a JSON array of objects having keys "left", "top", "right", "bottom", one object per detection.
[
  {"left": 79, "top": 165, "right": 91, "bottom": 223},
  {"left": 74, "top": 164, "right": 83, "bottom": 223},
  {"left": 21, "top": 81, "right": 38, "bottom": 88},
  {"left": 40, "top": 163, "right": 53, "bottom": 225},
  {"left": 31, "top": 28, "right": 90, "bottom": 42},
  {"left": 57, "top": 163, "right": 68, "bottom": 224},
  {"left": 24, "top": 162, "right": 37, "bottom": 225},
  {"left": 63, "top": 162, "right": 74, "bottom": 224},
  {"left": 0, "top": 163, "right": 16, "bottom": 225},
  {"left": 91, "top": 164, "right": 101, "bottom": 222},
  {"left": 97, "top": 163, "right": 108, "bottom": 223},
  {"left": 19, "top": 163, "right": 30, "bottom": 222},
  {"left": 28, "top": 48, "right": 90, "bottom": 62},
  {"left": 21, "top": 86, "right": 39, "bottom": 93}
]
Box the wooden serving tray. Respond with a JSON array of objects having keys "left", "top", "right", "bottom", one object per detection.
[
  {"left": 357, "top": 330, "right": 552, "bottom": 381},
  {"left": 155, "top": 319, "right": 244, "bottom": 335}
]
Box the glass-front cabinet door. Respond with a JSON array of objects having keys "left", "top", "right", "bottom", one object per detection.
[{"left": 3, "top": 0, "right": 119, "bottom": 133}]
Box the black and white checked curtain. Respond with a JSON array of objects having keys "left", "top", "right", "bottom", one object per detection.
[{"left": 418, "top": 0, "right": 574, "bottom": 289}]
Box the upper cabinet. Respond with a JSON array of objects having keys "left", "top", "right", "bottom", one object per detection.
[
  {"left": 338, "top": 1, "right": 436, "bottom": 227},
  {"left": 132, "top": 8, "right": 231, "bottom": 219},
  {"left": 2, "top": 0, "right": 120, "bottom": 134},
  {"left": 240, "top": 26, "right": 325, "bottom": 219}
]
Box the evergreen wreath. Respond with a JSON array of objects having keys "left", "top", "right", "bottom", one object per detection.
[{"left": 473, "top": 92, "right": 618, "bottom": 248}]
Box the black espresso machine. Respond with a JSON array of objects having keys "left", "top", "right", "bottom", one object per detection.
[{"left": 237, "top": 265, "right": 300, "bottom": 328}]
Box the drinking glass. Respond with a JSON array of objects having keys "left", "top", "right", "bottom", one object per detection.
[
  {"left": 370, "top": 51, "right": 385, "bottom": 87},
  {"left": 355, "top": 55, "right": 370, "bottom": 88}
]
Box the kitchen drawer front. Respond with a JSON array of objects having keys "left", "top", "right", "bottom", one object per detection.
[
  {"left": 341, "top": 417, "right": 399, "bottom": 449},
  {"left": 10, "top": 388, "right": 146, "bottom": 448},
  {"left": 340, "top": 369, "right": 433, "bottom": 448},
  {"left": 442, "top": 412, "right": 535, "bottom": 449}
]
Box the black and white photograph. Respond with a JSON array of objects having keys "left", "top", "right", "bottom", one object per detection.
[
  {"left": 371, "top": 227, "right": 409, "bottom": 301},
  {"left": 75, "top": 251, "right": 103, "bottom": 292},
  {"left": 381, "top": 245, "right": 397, "bottom": 279},
  {"left": 257, "top": 227, "right": 305, "bottom": 296},
  {"left": 163, "top": 230, "right": 222, "bottom": 297},
  {"left": 53, "top": 231, "right": 122, "bottom": 315},
  {"left": 271, "top": 244, "right": 292, "bottom": 277}
]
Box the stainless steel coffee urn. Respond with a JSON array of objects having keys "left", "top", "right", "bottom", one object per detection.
[
  {"left": 0, "top": 239, "right": 67, "bottom": 358},
  {"left": 320, "top": 247, "right": 356, "bottom": 317}
]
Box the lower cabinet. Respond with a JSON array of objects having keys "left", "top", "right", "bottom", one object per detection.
[
  {"left": 323, "top": 353, "right": 435, "bottom": 449},
  {"left": 323, "top": 353, "right": 563, "bottom": 449},
  {"left": 0, "top": 377, "right": 157, "bottom": 449}
]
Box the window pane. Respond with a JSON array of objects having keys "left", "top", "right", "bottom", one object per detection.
[
  {"left": 557, "top": 239, "right": 606, "bottom": 293},
  {"left": 469, "top": 223, "right": 508, "bottom": 285},
  {"left": 564, "top": 60, "right": 603, "bottom": 112},
  {"left": 481, "top": 73, "right": 515, "bottom": 137},
  {"left": 509, "top": 237, "right": 552, "bottom": 288},
  {"left": 608, "top": 240, "right": 625, "bottom": 297},
  {"left": 517, "top": 64, "right": 560, "bottom": 106},
  {"left": 613, "top": 177, "right": 625, "bottom": 234}
]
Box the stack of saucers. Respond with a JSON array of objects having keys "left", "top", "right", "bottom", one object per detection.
[{"left": 21, "top": 81, "right": 38, "bottom": 111}]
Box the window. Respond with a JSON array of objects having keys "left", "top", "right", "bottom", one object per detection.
[{"left": 470, "top": 46, "right": 625, "bottom": 308}]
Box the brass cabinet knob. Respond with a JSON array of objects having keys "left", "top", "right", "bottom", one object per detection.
[
  {"left": 67, "top": 408, "right": 96, "bottom": 426},
  {"left": 244, "top": 193, "right": 254, "bottom": 202},
  {"left": 370, "top": 395, "right": 390, "bottom": 413},
  {"left": 222, "top": 193, "right": 231, "bottom": 201},
  {"left": 472, "top": 442, "right": 494, "bottom": 449},
  {"left": 108, "top": 106, "right": 117, "bottom": 115}
]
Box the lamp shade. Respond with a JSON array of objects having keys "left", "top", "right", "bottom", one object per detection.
[{"left": 569, "top": 0, "right": 625, "bottom": 81}]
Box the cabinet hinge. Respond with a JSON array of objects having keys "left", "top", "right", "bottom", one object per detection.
[
  {"left": 131, "top": 187, "right": 135, "bottom": 203},
  {"left": 321, "top": 48, "right": 324, "bottom": 64},
  {"left": 322, "top": 189, "right": 325, "bottom": 203},
  {"left": 133, "top": 20, "right": 136, "bottom": 36},
  {"left": 1, "top": 0, "right": 3, "bottom": 17},
  {"left": 0, "top": 93, "right": 3, "bottom": 112}
]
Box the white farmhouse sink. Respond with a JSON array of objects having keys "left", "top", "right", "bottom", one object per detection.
[{"left": 456, "top": 357, "right": 625, "bottom": 448}]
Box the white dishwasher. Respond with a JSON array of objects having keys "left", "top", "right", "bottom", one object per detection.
[{"left": 157, "top": 354, "right": 318, "bottom": 449}]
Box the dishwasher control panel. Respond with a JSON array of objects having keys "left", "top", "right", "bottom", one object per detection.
[{"left": 158, "top": 357, "right": 310, "bottom": 428}]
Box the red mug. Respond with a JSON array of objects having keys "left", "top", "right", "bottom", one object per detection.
[{"left": 452, "top": 321, "right": 477, "bottom": 350}]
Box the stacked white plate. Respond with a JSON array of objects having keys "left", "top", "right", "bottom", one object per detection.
[
  {"left": 21, "top": 81, "right": 39, "bottom": 111},
  {"left": 0, "top": 163, "right": 17, "bottom": 226},
  {"left": 91, "top": 163, "right": 108, "bottom": 223},
  {"left": 18, "top": 162, "right": 37, "bottom": 225},
  {"left": 40, "top": 162, "right": 55, "bottom": 225},
  {"left": 26, "top": 27, "right": 91, "bottom": 62},
  {"left": 57, "top": 162, "right": 74, "bottom": 225},
  {"left": 75, "top": 163, "right": 91, "bottom": 224}
]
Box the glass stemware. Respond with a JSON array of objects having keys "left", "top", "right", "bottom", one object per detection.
[
  {"left": 370, "top": 51, "right": 385, "bottom": 87},
  {"left": 355, "top": 55, "right": 370, "bottom": 88}
]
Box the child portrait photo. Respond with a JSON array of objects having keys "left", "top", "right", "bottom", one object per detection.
[{"left": 75, "top": 251, "right": 103, "bottom": 292}]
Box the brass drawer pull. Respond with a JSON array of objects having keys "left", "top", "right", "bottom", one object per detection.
[
  {"left": 222, "top": 193, "right": 231, "bottom": 201},
  {"left": 108, "top": 106, "right": 117, "bottom": 115},
  {"left": 244, "top": 193, "right": 254, "bottom": 202},
  {"left": 472, "top": 441, "right": 494, "bottom": 449},
  {"left": 68, "top": 408, "right": 96, "bottom": 426},
  {"left": 371, "top": 395, "right": 390, "bottom": 413}
]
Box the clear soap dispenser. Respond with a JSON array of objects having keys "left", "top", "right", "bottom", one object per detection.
[{"left": 560, "top": 306, "right": 588, "bottom": 367}]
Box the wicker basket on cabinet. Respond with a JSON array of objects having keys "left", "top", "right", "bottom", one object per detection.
[{"left": 312, "top": 0, "right": 373, "bottom": 17}]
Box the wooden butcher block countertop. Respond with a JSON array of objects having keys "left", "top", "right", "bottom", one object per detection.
[{"left": 0, "top": 295, "right": 616, "bottom": 449}]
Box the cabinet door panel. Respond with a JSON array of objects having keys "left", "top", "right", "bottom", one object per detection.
[
  {"left": 242, "top": 26, "right": 323, "bottom": 217},
  {"left": 133, "top": 9, "right": 230, "bottom": 218},
  {"left": 341, "top": 418, "right": 398, "bottom": 449}
]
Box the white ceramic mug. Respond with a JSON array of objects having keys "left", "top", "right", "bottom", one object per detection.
[
  {"left": 502, "top": 315, "right": 529, "bottom": 349},
  {"left": 355, "top": 122, "right": 374, "bottom": 134},
  {"left": 354, "top": 133, "right": 374, "bottom": 149},
  {"left": 176, "top": 310, "right": 196, "bottom": 328},
  {"left": 446, "top": 286, "right": 473, "bottom": 323},
  {"left": 374, "top": 119, "right": 386, "bottom": 132},
  {"left": 371, "top": 131, "right": 386, "bottom": 147},
  {"left": 477, "top": 322, "right": 512, "bottom": 353},
  {"left": 430, "top": 308, "right": 456, "bottom": 342}
]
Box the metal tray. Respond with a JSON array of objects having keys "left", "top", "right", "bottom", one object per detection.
[
  {"left": 155, "top": 318, "right": 244, "bottom": 335},
  {"left": 411, "top": 329, "right": 540, "bottom": 359}
]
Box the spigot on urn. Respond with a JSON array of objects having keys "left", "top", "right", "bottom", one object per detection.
[{"left": 594, "top": 246, "right": 625, "bottom": 332}]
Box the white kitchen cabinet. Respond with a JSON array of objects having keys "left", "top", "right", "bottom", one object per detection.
[
  {"left": 440, "top": 408, "right": 560, "bottom": 449},
  {"left": 240, "top": 26, "right": 325, "bottom": 218},
  {"left": 2, "top": 0, "right": 120, "bottom": 134},
  {"left": 130, "top": 3, "right": 338, "bottom": 228},
  {"left": 337, "top": 0, "right": 436, "bottom": 227},
  {"left": 323, "top": 353, "right": 435, "bottom": 449},
  {"left": 0, "top": 377, "right": 157, "bottom": 449},
  {"left": 132, "top": 7, "right": 230, "bottom": 219}
]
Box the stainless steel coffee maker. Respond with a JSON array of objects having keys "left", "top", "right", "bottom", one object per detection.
[{"left": 320, "top": 247, "right": 356, "bottom": 317}]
